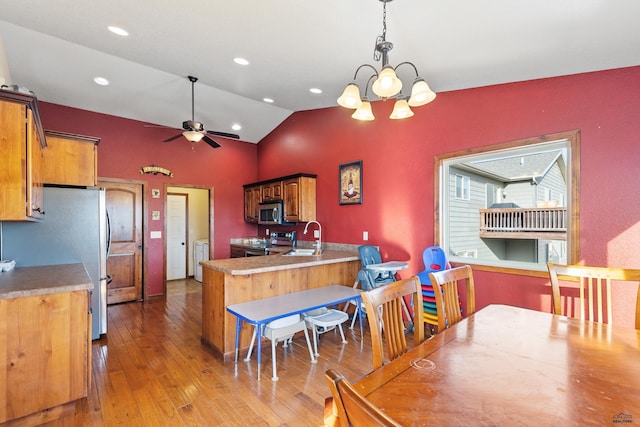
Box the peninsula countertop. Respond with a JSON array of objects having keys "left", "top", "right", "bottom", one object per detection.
[
  {"left": 201, "top": 249, "right": 359, "bottom": 275},
  {"left": 0, "top": 263, "right": 93, "bottom": 300}
]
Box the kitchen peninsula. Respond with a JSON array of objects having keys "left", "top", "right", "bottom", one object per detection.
[{"left": 200, "top": 247, "right": 360, "bottom": 360}]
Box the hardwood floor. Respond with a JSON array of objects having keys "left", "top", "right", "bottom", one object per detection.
[{"left": 45, "top": 279, "right": 375, "bottom": 426}]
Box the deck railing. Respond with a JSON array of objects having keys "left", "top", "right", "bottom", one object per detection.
[{"left": 479, "top": 207, "right": 567, "bottom": 240}]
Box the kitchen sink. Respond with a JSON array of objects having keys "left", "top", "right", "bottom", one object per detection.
[{"left": 282, "top": 248, "right": 322, "bottom": 256}]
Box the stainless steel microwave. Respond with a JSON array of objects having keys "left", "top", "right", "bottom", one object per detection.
[{"left": 258, "top": 201, "right": 289, "bottom": 225}]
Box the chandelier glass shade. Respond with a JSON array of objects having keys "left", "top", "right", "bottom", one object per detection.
[
  {"left": 389, "top": 98, "right": 414, "bottom": 119},
  {"left": 337, "top": 0, "right": 436, "bottom": 120},
  {"left": 352, "top": 98, "right": 375, "bottom": 121}
]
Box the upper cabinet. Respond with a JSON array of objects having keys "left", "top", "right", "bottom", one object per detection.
[
  {"left": 243, "top": 185, "right": 261, "bottom": 223},
  {"left": 0, "top": 90, "right": 46, "bottom": 221},
  {"left": 243, "top": 173, "right": 316, "bottom": 224},
  {"left": 260, "top": 181, "right": 282, "bottom": 202},
  {"left": 283, "top": 175, "right": 316, "bottom": 223},
  {"left": 42, "top": 131, "right": 100, "bottom": 187}
]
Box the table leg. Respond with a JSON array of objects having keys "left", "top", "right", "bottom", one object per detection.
[
  {"left": 357, "top": 296, "right": 363, "bottom": 341},
  {"left": 234, "top": 318, "right": 242, "bottom": 363},
  {"left": 257, "top": 322, "right": 263, "bottom": 381}
]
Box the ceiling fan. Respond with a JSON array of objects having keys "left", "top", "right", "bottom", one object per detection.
[{"left": 163, "top": 75, "right": 240, "bottom": 148}]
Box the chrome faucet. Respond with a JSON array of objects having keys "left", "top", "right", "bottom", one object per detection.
[{"left": 303, "top": 220, "right": 322, "bottom": 251}]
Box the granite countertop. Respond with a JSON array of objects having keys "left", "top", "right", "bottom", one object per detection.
[
  {"left": 0, "top": 263, "right": 93, "bottom": 300},
  {"left": 202, "top": 248, "right": 359, "bottom": 275}
]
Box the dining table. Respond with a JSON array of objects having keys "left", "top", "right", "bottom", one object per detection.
[{"left": 351, "top": 304, "right": 640, "bottom": 426}]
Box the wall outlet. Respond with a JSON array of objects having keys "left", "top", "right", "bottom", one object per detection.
[
  {"left": 363, "top": 231, "right": 369, "bottom": 241},
  {"left": 266, "top": 228, "right": 270, "bottom": 236},
  {"left": 314, "top": 230, "right": 320, "bottom": 238}
]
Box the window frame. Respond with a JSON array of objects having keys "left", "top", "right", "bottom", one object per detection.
[
  {"left": 455, "top": 174, "right": 471, "bottom": 200},
  {"left": 434, "top": 130, "right": 580, "bottom": 277}
]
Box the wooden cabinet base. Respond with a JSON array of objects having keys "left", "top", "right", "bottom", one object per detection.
[
  {"left": 0, "top": 291, "right": 90, "bottom": 424},
  {"left": 3, "top": 401, "right": 76, "bottom": 427}
]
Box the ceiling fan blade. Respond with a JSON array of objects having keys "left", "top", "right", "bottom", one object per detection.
[
  {"left": 163, "top": 133, "right": 183, "bottom": 142},
  {"left": 206, "top": 130, "right": 240, "bottom": 139},
  {"left": 203, "top": 135, "right": 221, "bottom": 148}
]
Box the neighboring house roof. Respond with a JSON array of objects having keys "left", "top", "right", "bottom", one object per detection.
[{"left": 458, "top": 150, "right": 564, "bottom": 183}]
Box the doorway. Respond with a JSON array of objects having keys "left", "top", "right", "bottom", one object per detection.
[{"left": 165, "top": 185, "right": 212, "bottom": 291}]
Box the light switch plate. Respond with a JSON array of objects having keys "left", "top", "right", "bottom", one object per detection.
[
  {"left": 314, "top": 230, "right": 320, "bottom": 238},
  {"left": 150, "top": 231, "right": 162, "bottom": 239},
  {"left": 363, "top": 231, "right": 369, "bottom": 241}
]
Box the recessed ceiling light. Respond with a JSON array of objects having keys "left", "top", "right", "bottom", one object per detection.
[
  {"left": 107, "top": 26, "right": 129, "bottom": 36},
  {"left": 233, "top": 57, "right": 249, "bottom": 65},
  {"left": 263, "top": 98, "right": 274, "bottom": 103},
  {"left": 231, "top": 123, "right": 242, "bottom": 131},
  {"left": 94, "top": 77, "right": 110, "bottom": 86},
  {"left": 310, "top": 88, "right": 322, "bottom": 94}
]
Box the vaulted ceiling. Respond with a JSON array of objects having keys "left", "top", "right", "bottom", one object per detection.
[{"left": 1, "top": 0, "right": 639, "bottom": 143}]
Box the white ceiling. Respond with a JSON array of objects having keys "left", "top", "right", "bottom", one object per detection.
[{"left": 1, "top": 0, "right": 639, "bottom": 144}]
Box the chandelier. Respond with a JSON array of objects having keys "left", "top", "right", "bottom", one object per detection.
[{"left": 337, "top": 0, "right": 436, "bottom": 120}]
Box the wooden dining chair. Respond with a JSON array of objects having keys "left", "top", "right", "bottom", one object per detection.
[
  {"left": 429, "top": 265, "right": 476, "bottom": 332},
  {"left": 360, "top": 276, "right": 425, "bottom": 369},
  {"left": 324, "top": 369, "right": 401, "bottom": 427},
  {"left": 547, "top": 263, "right": 640, "bottom": 328}
]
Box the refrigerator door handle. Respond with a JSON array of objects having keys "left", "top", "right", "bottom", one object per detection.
[{"left": 106, "top": 209, "right": 112, "bottom": 257}]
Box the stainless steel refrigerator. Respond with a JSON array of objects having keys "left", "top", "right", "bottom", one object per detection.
[{"left": 0, "top": 186, "right": 109, "bottom": 339}]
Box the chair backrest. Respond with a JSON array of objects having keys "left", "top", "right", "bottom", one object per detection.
[
  {"left": 358, "top": 245, "right": 395, "bottom": 290},
  {"left": 360, "top": 276, "right": 425, "bottom": 369},
  {"left": 422, "top": 245, "right": 449, "bottom": 272},
  {"left": 324, "top": 369, "right": 401, "bottom": 427},
  {"left": 429, "top": 265, "right": 476, "bottom": 332},
  {"left": 547, "top": 263, "right": 640, "bottom": 328},
  {"left": 358, "top": 245, "right": 383, "bottom": 267},
  {"left": 418, "top": 245, "right": 450, "bottom": 285}
]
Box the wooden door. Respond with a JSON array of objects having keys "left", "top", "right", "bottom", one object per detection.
[{"left": 100, "top": 180, "right": 143, "bottom": 304}]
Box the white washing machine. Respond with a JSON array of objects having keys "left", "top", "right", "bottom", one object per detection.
[{"left": 194, "top": 239, "right": 209, "bottom": 282}]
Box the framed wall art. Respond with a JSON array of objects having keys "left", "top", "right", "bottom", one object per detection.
[{"left": 339, "top": 160, "right": 363, "bottom": 205}]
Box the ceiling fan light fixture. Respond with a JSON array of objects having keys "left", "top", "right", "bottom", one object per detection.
[
  {"left": 390, "top": 97, "right": 414, "bottom": 119},
  {"left": 183, "top": 130, "right": 204, "bottom": 142},
  {"left": 408, "top": 78, "right": 436, "bottom": 107},
  {"left": 337, "top": 83, "right": 363, "bottom": 109},
  {"left": 352, "top": 99, "right": 375, "bottom": 121}
]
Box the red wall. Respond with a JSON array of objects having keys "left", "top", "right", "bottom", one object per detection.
[
  {"left": 258, "top": 66, "right": 640, "bottom": 328},
  {"left": 38, "top": 66, "right": 640, "bottom": 327},
  {"left": 38, "top": 104, "right": 259, "bottom": 296}
]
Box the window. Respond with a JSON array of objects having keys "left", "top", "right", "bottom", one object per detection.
[
  {"left": 455, "top": 175, "right": 470, "bottom": 200},
  {"left": 435, "top": 130, "right": 580, "bottom": 273}
]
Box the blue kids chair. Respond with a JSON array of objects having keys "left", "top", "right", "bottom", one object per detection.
[{"left": 416, "top": 246, "right": 450, "bottom": 333}]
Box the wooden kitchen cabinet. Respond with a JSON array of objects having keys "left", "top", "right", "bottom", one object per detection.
[
  {"left": 260, "top": 180, "right": 282, "bottom": 202},
  {"left": 244, "top": 173, "right": 316, "bottom": 223},
  {"left": 0, "top": 289, "right": 91, "bottom": 424},
  {"left": 42, "top": 131, "right": 100, "bottom": 186},
  {"left": 243, "top": 185, "right": 261, "bottom": 223},
  {"left": 283, "top": 175, "right": 316, "bottom": 222},
  {"left": 230, "top": 244, "right": 247, "bottom": 258},
  {"left": 0, "top": 90, "right": 46, "bottom": 221}
]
